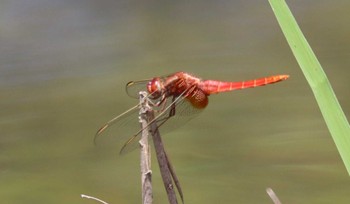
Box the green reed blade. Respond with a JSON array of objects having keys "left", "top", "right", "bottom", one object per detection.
[{"left": 269, "top": 0, "right": 350, "bottom": 175}]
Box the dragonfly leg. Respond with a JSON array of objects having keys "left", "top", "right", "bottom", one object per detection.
[
  {"left": 169, "top": 96, "right": 176, "bottom": 117},
  {"left": 135, "top": 84, "right": 199, "bottom": 140},
  {"left": 153, "top": 93, "right": 167, "bottom": 108}
]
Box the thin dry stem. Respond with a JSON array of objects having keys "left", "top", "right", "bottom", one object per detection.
[
  {"left": 139, "top": 91, "right": 153, "bottom": 204},
  {"left": 81, "top": 194, "right": 109, "bottom": 204},
  {"left": 266, "top": 188, "right": 282, "bottom": 204},
  {"left": 148, "top": 110, "right": 179, "bottom": 204}
]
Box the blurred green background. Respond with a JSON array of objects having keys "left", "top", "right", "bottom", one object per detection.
[{"left": 1, "top": 0, "right": 350, "bottom": 203}]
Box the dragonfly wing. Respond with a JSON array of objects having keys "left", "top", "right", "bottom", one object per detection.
[
  {"left": 97, "top": 85, "right": 204, "bottom": 155},
  {"left": 156, "top": 96, "right": 203, "bottom": 134},
  {"left": 119, "top": 95, "right": 203, "bottom": 154},
  {"left": 94, "top": 105, "right": 145, "bottom": 152},
  {"left": 119, "top": 133, "right": 142, "bottom": 155},
  {"left": 125, "top": 79, "right": 151, "bottom": 98}
]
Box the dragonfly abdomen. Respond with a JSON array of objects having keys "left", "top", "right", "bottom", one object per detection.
[{"left": 199, "top": 75, "right": 289, "bottom": 95}]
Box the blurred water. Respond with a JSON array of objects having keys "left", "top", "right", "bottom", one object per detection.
[{"left": 1, "top": 0, "right": 350, "bottom": 203}]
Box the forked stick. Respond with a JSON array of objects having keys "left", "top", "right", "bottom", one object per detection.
[{"left": 140, "top": 91, "right": 183, "bottom": 204}]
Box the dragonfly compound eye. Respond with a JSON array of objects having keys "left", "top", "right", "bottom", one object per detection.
[{"left": 147, "top": 77, "right": 163, "bottom": 98}]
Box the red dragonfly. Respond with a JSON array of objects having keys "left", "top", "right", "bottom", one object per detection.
[{"left": 95, "top": 71, "right": 289, "bottom": 154}]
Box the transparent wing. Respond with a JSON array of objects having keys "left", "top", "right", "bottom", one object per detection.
[
  {"left": 125, "top": 80, "right": 150, "bottom": 98},
  {"left": 95, "top": 85, "right": 205, "bottom": 155},
  {"left": 94, "top": 105, "right": 142, "bottom": 151},
  {"left": 119, "top": 90, "right": 203, "bottom": 154}
]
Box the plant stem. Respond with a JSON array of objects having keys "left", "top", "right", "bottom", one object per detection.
[
  {"left": 148, "top": 110, "right": 179, "bottom": 204},
  {"left": 139, "top": 92, "right": 153, "bottom": 204}
]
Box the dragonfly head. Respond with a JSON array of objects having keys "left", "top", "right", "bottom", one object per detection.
[{"left": 147, "top": 77, "right": 164, "bottom": 99}]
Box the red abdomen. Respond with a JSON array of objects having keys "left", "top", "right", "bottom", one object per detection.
[{"left": 199, "top": 75, "right": 289, "bottom": 95}]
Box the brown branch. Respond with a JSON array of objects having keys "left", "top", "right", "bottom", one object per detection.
[
  {"left": 164, "top": 150, "right": 184, "bottom": 203},
  {"left": 139, "top": 91, "right": 183, "bottom": 204},
  {"left": 139, "top": 92, "right": 153, "bottom": 204},
  {"left": 147, "top": 110, "right": 180, "bottom": 204}
]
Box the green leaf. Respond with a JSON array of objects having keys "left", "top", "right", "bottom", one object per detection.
[{"left": 269, "top": 0, "right": 350, "bottom": 175}]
